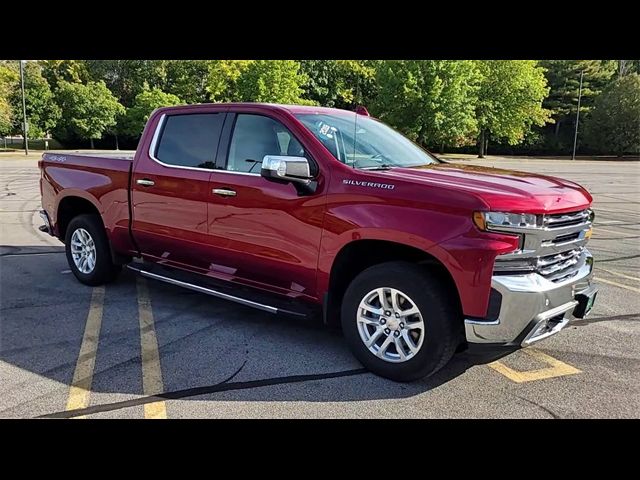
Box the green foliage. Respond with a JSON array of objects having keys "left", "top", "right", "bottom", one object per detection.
[
  {"left": 300, "top": 60, "right": 376, "bottom": 109},
  {"left": 206, "top": 60, "right": 252, "bottom": 102},
  {"left": 56, "top": 80, "right": 125, "bottom": 141},
  {"left": 533, "top": 61, "right": 617, "bottom": 153},
  {"left": 618, "top": 60, "right": 640, "bottom": 77},
  {"left": 0, "top": 95, "right": 12, "bottom": 136},
  {"left": 8, "top": 61, "right": 61, "bottom": 138},
  {"left": 584, "top": 74, "right": 640, "bottom": 155},
  {"left": 540, "top": 60, "right": 616, "bottom": 120},
  {"left": 372, "top": 60, "right": 480, "bottom": 148},
  {"left": 39, "top": 60, "right": 90, "bottom": 89},
  {"left": 0, "top": 62, "right": 18, "bottom": 136},
  {"left": 83, "top": 60, "right": 165, "bottom": 107},
  {"left": 160, "top": 60, "right": 210, "bottom": 104},
  {"left": 236, "top": 60, "right": 312, "bottom": 104},
  {"left": 120, "top": 86, "right": 182, "bottom": 137},
  {"left": 475, "top": 60, "right": 552, "bottom": 147},
  {"left": 12, "top": 59, "right": 635, "bottom": 156}
]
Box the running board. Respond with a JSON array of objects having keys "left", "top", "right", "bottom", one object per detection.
[{"left": 126, "top": 264, "right": 307, "bottom": 318}]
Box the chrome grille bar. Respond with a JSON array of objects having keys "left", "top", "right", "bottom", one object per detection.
[
  {"left": 537, "top": 248, "right": 584, "bottom": 267},
  {"left": 538, "top": 256, "right": 579, "bottom": 276},
  {"left": 494, "top": 209, "right": 593, "bottom": 283},
  {"left": 544, "top": 210, "right": 591, "bottom": 227}
]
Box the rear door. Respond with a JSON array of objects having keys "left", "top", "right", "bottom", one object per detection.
[{"left": 131, "top": 107, "right": 227, "bottom": 271}]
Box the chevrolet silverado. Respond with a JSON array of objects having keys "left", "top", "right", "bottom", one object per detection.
[{"left": 39, "top": 103, "right": 598, "bottom": 381}]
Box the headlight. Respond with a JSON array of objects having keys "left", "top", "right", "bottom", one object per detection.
[{"left": 473, "top": 211, "right": 540, "bottom": 232}]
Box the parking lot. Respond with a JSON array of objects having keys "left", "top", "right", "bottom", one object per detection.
[{"left": 1, "top": 153, "right": 638, "bottom": 418}]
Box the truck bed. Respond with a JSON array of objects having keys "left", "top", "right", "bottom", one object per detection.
[{"left": 40, "top": 150, "right": 135, "bottom": 255}]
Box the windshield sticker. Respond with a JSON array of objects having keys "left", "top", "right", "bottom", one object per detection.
[
  {"left": 343, "top": 179, "right": 395, "bottom": 190},
  {"left": 318, "top": 122, "right": 335, "bottom": 139}
]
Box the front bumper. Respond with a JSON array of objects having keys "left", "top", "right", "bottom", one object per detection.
[{"left": 465, "top": 250, "right": 596, "bottom": 346}]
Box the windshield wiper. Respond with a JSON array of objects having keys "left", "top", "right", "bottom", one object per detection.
[{"left": 361, "top": 164, "right": 394, "bottom": 171}]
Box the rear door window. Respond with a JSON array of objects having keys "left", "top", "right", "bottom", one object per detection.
[{"left": 154, "top": 113, "right": 225, "bottom": 169}]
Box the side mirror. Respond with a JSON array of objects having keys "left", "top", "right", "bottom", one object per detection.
[{"left": 261, "top": 155, "right": 317, "bottom": 194}]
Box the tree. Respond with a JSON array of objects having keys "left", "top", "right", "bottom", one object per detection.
[
  {"left": 540, "top": 60, "right": 616, "bottom": 139},
  {"left": 83, "top": 60, "right": 165, "bottom": 107},
  {"left": 206, "top": 60, "right": 252, "bottom": 102},
  {"left": 56, "top": 80, "right": 125, "bottom": 148},
  {"left": 161, "top": 60, "right": 210, "bottom": 103},
  {"left": 39, "top": 60, "right": 90, "bottom": 89},
  {"left": 372, "top": 60, "right": 480, "bottom": 150},
  {"left": 236, "top": 60, "right": 311, "bottom": 104},
  {"left": 300, "top": 60, "right": 377, "bottom": 109},
  {"left": 584, "top": 74, "right": 640, "bottom": 156},
  {"left": 8, "top": 61, "right": 61, "bottom": 140},
  {"left": 0, "top": 62, "right": 18, "bottom": 137},
  {"left": 475, "top": 60, "right": 552, "bottom": 157},
  {"left": 618, "top": 60, "right": 640, "bottom": 78},
  {"left": 120, "top": 86, "right": 182, "bottom": 138}
]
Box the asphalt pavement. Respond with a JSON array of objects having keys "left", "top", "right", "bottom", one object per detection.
[{"left": 1, "top": 153, "right": 638, "bottom": 418}]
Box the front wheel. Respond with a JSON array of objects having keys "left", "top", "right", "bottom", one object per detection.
[
  {"left": 65, "top": 214, "right": 121, "bottom": 286},
  {"left": 341, "top": 261, "right": 459, "bottom": 382}
]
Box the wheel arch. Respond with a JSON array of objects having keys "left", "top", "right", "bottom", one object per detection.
[
  {"left": 323, "top": 239, "right": 463, "bottom": 327},
  {"left": 56, "top": 193, "right": 130, "bottom": 266},
  {"left": 56, "top": 193, "right": 103, "bottom": 241}
]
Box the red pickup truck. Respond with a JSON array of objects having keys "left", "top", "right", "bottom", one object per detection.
[{"left": 39, "top": 103, "right": 598, "bottom": 381}]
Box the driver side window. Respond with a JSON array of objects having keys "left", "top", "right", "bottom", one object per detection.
[{"left": 226, "top": 114, "right": 305, "bottom": 174}]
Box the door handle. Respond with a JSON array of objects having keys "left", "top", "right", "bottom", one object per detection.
[
  {"left": 212, "top": 188, "right": 237, "bottom": 197},
  {"left": 136, "top": 178, "right": 155, "bottom": 187}
]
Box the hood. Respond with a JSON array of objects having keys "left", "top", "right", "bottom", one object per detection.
[{"left": 383, "top": 163, "right": 592, "bottom": 214}]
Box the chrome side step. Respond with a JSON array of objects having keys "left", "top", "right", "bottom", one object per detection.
[{"left": 127, "top": 265, "right": 285, "bottom": 315}]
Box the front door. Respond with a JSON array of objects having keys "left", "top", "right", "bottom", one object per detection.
[
  {"left": 131, "top": 109, "right": 226, "bottom": 271},
  {"left": 206, "top": 112, "right": 326, "bottom": 299}
]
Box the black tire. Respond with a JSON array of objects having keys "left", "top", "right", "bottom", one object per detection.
[
  {"left": 65, "top": 214, "right": 121, "bottom": 286},
  {"left": 341, "top": 261, "right": 459, "bottom": 382}
]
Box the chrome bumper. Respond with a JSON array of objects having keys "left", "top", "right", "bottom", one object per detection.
[
  {"left": 465, "top": 250, "right": 595, "bottom": 346},
  {"left": 39, "top": 209, "right": 53, "bottom": 235}
]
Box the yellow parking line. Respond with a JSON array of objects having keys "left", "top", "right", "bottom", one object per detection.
[
  {"left": 66, "top": 286, "right": 105, "bottom": 415},
  {"left": 136, "top": 277, "right": 167, "bottom": 419},
  {"left": 489, "top": 348, "right": 581, "bottom": 383},
  {"left": 594, "top": 277, "right": 640, "bottom": 293},
  {"left": 595, "top": 267, "right": 640, "bottom": 282}
]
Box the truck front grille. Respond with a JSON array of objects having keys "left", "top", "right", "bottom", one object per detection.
[{"left": 493, "top": 209, "right": 592, "bottom": 283}]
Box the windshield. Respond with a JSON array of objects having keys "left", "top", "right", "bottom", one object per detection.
[{"left": 295, "top": 112, "right": 440, "bottom": 170}]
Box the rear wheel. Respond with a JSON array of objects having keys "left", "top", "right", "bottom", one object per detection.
[
  {"left": 341, "top": 261, "right": 459, "bottom": 382},
  {"left": 65, "top": 214, "right": 121, "bottom": 286}
]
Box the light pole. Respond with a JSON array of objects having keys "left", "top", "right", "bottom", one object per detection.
[
  {"left": 571, "top": 70, "right": 584, "bottom": 161},
  {"left": 19, "top": 60, "right": 29, "bottom": 156}
]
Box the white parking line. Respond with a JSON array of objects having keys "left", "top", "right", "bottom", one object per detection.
[
  {"left": 592, "top": 227, "right": 634, "bottom": 236},
  {"left": 595, "top": 267, "right": 640, "bottom": 282},
  {"left": 594, "top": 277, "right": 640, "bottom": 294}
]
